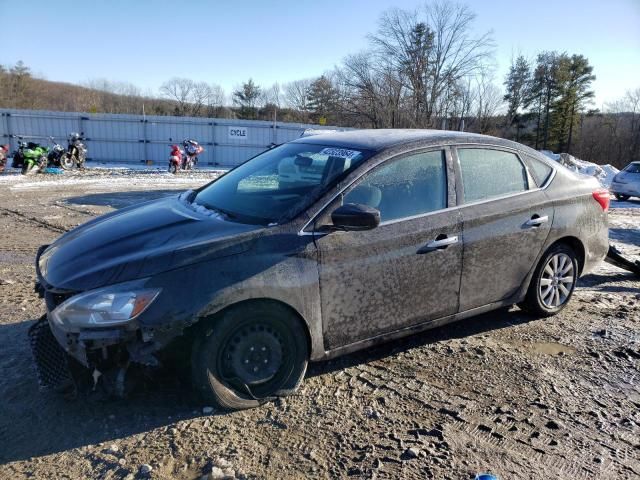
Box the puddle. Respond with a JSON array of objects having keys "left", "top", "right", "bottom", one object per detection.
[
  {"left": 510, "top": 341, "right": 576, "bottom": 356},
  {"left": 0, "top": 252, "right": 33, "bottom": 264}
]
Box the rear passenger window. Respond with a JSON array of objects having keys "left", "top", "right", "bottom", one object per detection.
[
  {"left": 527, "top": 156, "right": 553, "bottom": 186},
  {"left": 343, "top": 150, "right": 446, "bottom": 222},
  {"left": 458, "top": 148, "right": 528, "bottom": 202}
]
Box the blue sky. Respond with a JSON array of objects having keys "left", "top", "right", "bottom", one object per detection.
[{"left": 1, "top": 0, "right": 639, "bottom": 107}]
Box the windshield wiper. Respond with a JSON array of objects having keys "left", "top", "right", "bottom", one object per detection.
[{"left": 206, "top": 204, "right": 238, "bottom": 219}]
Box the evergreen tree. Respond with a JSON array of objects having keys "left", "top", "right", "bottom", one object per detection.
[
  {"left": 233, "top": 79, "right": 261, "bottom": 119},
  {"left": 551, "top": 55, "right": 595, "bottom": 152},
  {"left": 526, "top": 52, "right": 564, "bottom": 150},
  {"left": 307, "top": 75, "right": 339, "bottom": 123},
  {"left": 503, "top": 55, "right": 530, "bottom": 138},
  {"left": 9, "top": 60, "right": 32, "bottom": 108}
]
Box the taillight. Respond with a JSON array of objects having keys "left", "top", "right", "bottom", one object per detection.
[{"left": 592, "top": 189, "right": 610, "bottom": 211}]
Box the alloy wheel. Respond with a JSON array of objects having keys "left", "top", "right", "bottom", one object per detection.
[{"left": 539, "top": 253, "right": 575, "bottom": 308}]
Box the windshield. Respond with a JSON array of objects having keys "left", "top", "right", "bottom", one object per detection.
[
  {"left": 193, "top": 143, "right": 373, "bottom": 225},
  {"left": 623, "top": 162, "right": 640, "bottom": 173}
]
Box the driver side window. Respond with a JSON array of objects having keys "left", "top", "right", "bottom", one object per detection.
[{"left": 343, "top": 150, "right": 447, "bottom": 223}]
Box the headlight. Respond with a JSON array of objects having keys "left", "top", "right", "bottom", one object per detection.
[{"left": 51, "top": 282, "right": 161, "bottom": 328}]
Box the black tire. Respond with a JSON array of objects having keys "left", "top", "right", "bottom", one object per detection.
[
  {"left": 191, "top": 301, "right": 309, "bottom": 410},
  {"left": 59, "top": 154, "right": 74, "bottom": 170},
  {"left": 22, "top": 162, "right": 34, "bottom": 175},
  {"left": 614, "top": 194, "right": 630, "bottom": 201},
  {"left": 518, "top": 243, "right": 579, "bottom": 317}
]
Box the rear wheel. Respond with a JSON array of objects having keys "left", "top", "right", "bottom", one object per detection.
[
  {"left": 191, "top": 302, "right": 309, "bottom": 410},
  {"left": 614, "top": 194, "right": 630, "bottom": 201},
  {"left": 519, "top": 244, "right": 578, "bottom": 317}
]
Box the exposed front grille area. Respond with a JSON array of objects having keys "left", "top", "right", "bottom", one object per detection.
[{"left": 28, "top": 316, "right": 75, "bottom": 393}]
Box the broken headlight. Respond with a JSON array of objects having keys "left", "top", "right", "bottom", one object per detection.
[{"left": 50, "top": 281, "right": 161, "bottom": 328}]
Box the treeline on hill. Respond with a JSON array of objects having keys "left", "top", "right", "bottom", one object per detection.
[{"left": 1, "top": 1, "right": 638, "bottom": 169}]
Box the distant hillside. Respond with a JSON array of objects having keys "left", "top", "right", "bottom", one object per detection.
[
  {"left": 0, "top": 65, "right": 297, "bottom": 121},
  {"left": 1, "top": 70, "right": 204, "bottom": 116}
]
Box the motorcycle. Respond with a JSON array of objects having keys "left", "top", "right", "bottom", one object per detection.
[
  {"left": 11, "top": 138, "right": 49, "bottom": 174},
  {"left": 0, "top": 144, "right": 8, "bottom": 173},
  {"left": 168, "top": 144, "right": 184, "bottom": 174},
  {"left": 182, "top": 138, "right": 204, "bottom": 171},
  {"left": 67, "top": 132, "right": 87, "bottom": 169},
  {"left": 47, "top": 137, "right": 75, "bottom": 170}
]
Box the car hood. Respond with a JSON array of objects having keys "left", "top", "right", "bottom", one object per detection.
[{"left": 39, "top": 195, "right": 262, "bottom": 291}]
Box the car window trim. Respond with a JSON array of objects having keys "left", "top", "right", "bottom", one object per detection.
[
  {"left": 299, "top": 146, "right": 453, "bottom": 235},
  {"left": 298, "top": 143, "right": 557, "bottom": 236},
  {"left": 451, "top": 144, "right": 538, "bottom": 204}
]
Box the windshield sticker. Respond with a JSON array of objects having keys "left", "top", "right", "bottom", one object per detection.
[{"left": 319, "top": 147, "right": 361, "bottom": 160}]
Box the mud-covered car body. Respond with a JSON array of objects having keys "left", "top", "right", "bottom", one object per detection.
[{"left": 33, "top": 130, "right": 609, "bottom": 389}]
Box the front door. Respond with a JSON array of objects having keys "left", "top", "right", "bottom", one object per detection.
[{"left": 313, "top": 149, "right": 463, "bottom": 350}]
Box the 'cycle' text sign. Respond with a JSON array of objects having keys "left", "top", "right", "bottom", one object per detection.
[{"left": 228, "top": 127, "right": 248, "bottom": 140}]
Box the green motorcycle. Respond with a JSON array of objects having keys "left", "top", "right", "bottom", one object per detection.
[{"left": 19, "top": 140, "right": 49, "bottom": 175}]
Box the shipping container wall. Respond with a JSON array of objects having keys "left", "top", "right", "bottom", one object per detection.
[{"left": 0, "top": 109, "right": 348, "bottom": 167}]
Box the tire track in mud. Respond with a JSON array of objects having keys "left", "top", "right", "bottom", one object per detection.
[
  {"left": 0, "top": 207, "right": 68, "bottom": 234},
  {"left": 53, "top": 200, "right": 103, "bottom": 217}
]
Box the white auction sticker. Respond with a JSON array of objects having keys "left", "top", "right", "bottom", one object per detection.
[{"left": 319, "top": 147, "right": 361, "bottom": 159}]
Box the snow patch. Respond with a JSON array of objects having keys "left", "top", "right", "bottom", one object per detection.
[
  {"left": 541, "top": 150, "right": 619, "bottom": 187},
  {"left": 178, "top": 189, "right": 226, "bottom": 220}
]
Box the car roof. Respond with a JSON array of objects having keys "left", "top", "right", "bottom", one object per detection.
[{"left": 290, "top": 128, "right": 528, "bottom": 153}]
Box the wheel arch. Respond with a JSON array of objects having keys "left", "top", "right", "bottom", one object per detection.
[
  {"left": 517, "top": 235, "right": 586, "bottom": 303},
  {"left": 191, "top": 298, "right": 313, "bottom": 357},
  {"left": 547, "top": 236, "right": 586, "bottom": 275}
]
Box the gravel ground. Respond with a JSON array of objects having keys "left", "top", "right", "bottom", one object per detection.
[{"left": 0, "top": 168, "right": 638, "bottom": 480}]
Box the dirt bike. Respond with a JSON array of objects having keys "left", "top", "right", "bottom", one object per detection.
[
  {"left": 47, "top": 137, "right": 75, "bottom": 170},
  {"left": 168, "top": 144, "right": 184, "bottom": 174},
  {"left": 0, "top": 144, "right": 8, "bottom": 173}
]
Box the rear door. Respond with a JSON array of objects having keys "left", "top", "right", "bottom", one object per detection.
[
  {"left": 454, "top": 146, "right": 553, "bottom": 311},
  {"left": 312, "top": 148, "right": 463, "bottom": 350}
]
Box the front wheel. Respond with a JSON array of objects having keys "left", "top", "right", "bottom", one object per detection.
[
  {"left": 614, "top": 194, "right": 630, "bottom": 201},
  {"left": 59, "top": 154, "right": 74, "bottom": 170},
  {"left": 191, "top": 302, "right": 309, "bottom": 410},
  {"left": 518, "top": 244, "right": 578, "bottom": 317},
  {"left": 22, "top": 162, "right": 35, "bottom": 175}
]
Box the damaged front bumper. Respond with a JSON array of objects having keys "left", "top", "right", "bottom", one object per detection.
[{"left": 32, "top": 246, "right": 183, "bottom": 395}]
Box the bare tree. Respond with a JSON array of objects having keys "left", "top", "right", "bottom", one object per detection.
[
  {"left": 160, "top": 78, "right": 195, "bottom": 116},
  {"left": 338, "top": 53, "right": 404, "bottom": 128},
  {"left": 284, "top": 79, "right": 313, "bottom": 120},
  {"left": 472, "top": 72, "right": 503, "bottom": 133},
  {"left": 369, "top": 1, "right": 494, "bottom": 127}
]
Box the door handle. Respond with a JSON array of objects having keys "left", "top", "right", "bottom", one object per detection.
[
  {"left": 417, "top": 235, "right": 459, "bottom": 254},
  {"left": 525, "top": 215, "right": 548, "bottom": 227}
]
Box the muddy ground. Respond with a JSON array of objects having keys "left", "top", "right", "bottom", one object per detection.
[{"left": 0, "top": 168, "right": 638, "bottom": 480}]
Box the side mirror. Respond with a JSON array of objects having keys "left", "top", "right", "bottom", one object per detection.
[{"left": 331, "top": 203, "right": 380, "bottom": 231}]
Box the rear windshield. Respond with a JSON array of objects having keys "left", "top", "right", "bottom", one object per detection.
[{"left": 193, "top": 143, "right": 373, "bottom": 225}]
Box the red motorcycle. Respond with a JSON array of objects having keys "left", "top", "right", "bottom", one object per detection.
[
  {"left": 168, "top": 144, "right": 184, "bottom": 174},
  {"left": 0, "top": 144, "right": 9, "bottom": 174},
  {"left": 182, "top": 139, "right": 204, "bottom": 171}
]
